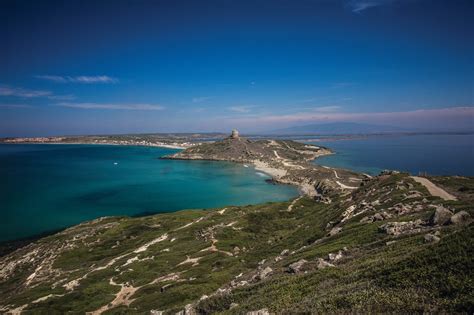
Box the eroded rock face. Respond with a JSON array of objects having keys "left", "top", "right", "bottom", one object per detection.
[
  {"left": 450, "top": 211, "right": 471, "bottom": 225},
  {"left": 429, "top": 206, "right": 453, "bottom": 226}
]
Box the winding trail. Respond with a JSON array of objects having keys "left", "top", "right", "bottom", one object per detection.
[{"left": 410, "top": 176, "right": 457, "bottom": 201}]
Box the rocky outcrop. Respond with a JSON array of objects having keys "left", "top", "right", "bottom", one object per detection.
[
  {"left": 254, "top": 267, "right": 273, "bottom": 281},
  {"left": 379, "top": 220, "right": 424, "bottom": 236},
  {"left": 287, "top": 259, "right": 307, "bottom": 274},
  {"left": 429, "top": 206, "right": 453, "bottom": 226},
  {"left": 450, "top": 211, "right": 471, "bottom": 225}
]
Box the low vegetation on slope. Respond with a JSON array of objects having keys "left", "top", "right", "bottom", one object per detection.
[{"left": 0, "top": 174, "right": 472, "bottom": 314}]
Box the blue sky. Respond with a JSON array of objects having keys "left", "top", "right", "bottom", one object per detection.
[{"left": 0, "top": 0, "right": 473, "bottom": 136}]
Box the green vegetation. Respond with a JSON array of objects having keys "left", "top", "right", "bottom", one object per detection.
[{"left": 0, "top": 174, "right": 472, "bottom": 314}]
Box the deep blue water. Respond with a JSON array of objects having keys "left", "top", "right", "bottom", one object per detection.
[
  {"left": 311, "top": 134, "right": 474, "bottom": 176},
  {"left": 0, "top": 144, "right": 298, "bottom": 242}
]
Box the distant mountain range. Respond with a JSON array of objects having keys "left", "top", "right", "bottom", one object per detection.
[{"left": 269, "top": 122, "right": 409, "bottom": 135}]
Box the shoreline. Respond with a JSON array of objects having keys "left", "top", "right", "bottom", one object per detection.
[{"left": 0, "top": 141, "right": 188, "bottom": 150}]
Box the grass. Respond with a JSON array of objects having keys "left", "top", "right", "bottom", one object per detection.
[{"left": 1, "top": 173, "right": 472, "bottom": 314}]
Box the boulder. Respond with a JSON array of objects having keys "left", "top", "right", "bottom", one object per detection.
[
  {"left": 450, "top": 211, "right": 471, "bottom": 225},
  {"left": 317, "top": 258, "right": 335, "bottom": 269},
  {"left": 247, "top": 309, "right": 270, "bottom": 315},
  {"left": 429, "top": 206, "right": 453, "bottom": 225},
  {"left": 230, "top": 303, "right": 239, "bottom": 309},
  {"left": 373, "top": 213, "right": 385, "bottom": 221},
  {"left": 280, "top": 249, "right": 290, "bottom": 256},
  {"left": 424, "top": 233, "right": 441, "bottom": 243},
  {"left": 255, "top": 267, "right": 272, "bottom": 280},
  {"left": 287, "top": 259, "right": 307, "bottom": 273},
  {"left": 328, "top": 227, "right": 342, "bottom": 236},
  {"left": 328, "top": 250, "right": 344, "bottom": 262}
]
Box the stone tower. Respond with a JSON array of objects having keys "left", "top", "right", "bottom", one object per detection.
[{"left": 230, "top": 129, "right": 239, "bottom": 139}]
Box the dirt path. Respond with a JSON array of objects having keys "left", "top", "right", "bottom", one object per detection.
[{"left": 410, "top": 176, "right": 457, "bottom": 201}]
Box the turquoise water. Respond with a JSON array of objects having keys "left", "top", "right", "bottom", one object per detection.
[
  {"left": 0, "top": 144, "right": 298, "bottom": 242},
  {"left": 311, "top": 134, "right": 474, "bottom": 176}
]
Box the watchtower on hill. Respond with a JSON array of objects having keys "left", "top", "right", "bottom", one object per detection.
[{"left": 230, "top": 129, "right": 239, "bottom": 139}]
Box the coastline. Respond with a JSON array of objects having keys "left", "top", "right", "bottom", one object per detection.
[{"left": 0, "top": 141, "right": 188, "bottom": 150}]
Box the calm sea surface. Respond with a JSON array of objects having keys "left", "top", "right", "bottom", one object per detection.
[
  {"left": 310, "top": 134, "right": 474, "bottom": 176},
  {"left": 0, "top": 144, "right": 298, "bottom": 242}
]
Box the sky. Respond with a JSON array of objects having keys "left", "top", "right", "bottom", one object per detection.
[{"left": 0, "top": 0, "right": 473, "bottom": 136}]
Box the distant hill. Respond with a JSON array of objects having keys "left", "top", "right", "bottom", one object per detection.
[{"left": 269, "top": 122, "right": 408, "bottom": 135}]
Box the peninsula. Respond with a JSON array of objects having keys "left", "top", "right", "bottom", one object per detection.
[
  {"left": 0, "top": 132, "right": 472, "bottom": 314},
  {"left": 164, "top": 130, "right": 365, "bottom": 198}
]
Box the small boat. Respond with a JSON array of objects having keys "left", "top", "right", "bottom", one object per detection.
[
  {"left": 114, "top": 162, "right": 118, "bottom": 165},
  {"left": 243, "top": 164, "right": 249, "bottom": 168}
]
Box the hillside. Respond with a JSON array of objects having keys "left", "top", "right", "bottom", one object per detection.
[{"left": 0, "top": 173, "right": 472, "bottom": 314}]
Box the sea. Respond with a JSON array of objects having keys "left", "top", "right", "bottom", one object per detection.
[
  {"left": 310, "top": 134, "right": 474, "bottom": 176},
  {"left": 1, "top": 134, "right": 472, "bottom": 243},
  {"left": 0, "top": 144, "right": 298, "bottom": 242}
]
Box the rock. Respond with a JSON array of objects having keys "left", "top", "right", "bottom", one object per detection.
[
  {"left": 151, "top": 311, "right": 164, "bottom": 315},
  {"left": 233, "top": 246, "right": 240, "bottom": 255},
  {"left": 379, "top": 220, "right": 424, "bottom": 236},
  {"left": 386, "top": 240, "right": 397, "bottom": 246},
  {"left": 371, "top": 199, "right": 381, "bottom": 206},
  {"left": 247, "top": 309, "right": 270, "bottom": 315},
  {"left": 328, "top": 250, "right": 344, "bottom": 262},
  {"left": 183, "top": 304, "right": 195, "bottom": 315},
  {"left": 287, "top": 259, "right": 307, "bottom": 273},
  {"left": 429, "top": 206, "right": 453, "bottom": 225},
  {"left": 230, "top": 303, "right": 239, "bottom": 309},
  {"left": 424, "top": 233, "right": 441, "bottom": 243},
  {"left": 328, "top": 227, "right": 342, "bottom": 236},
  {"left": 280, "top": 249, "right": 290, "bottom": 256},
  {"left": 405, "top": 191, "right": 423, "bottom": 199},
  {"left": 317, "top": 258, "right": 335, "bottom": 269},
  {"left": 255, "top": 267, "right": 272, "bottom": 280},
  {"left": 450, "top": 211, "right": 471, "bottom": 225},
  {"left": 373, "top": 213, "right": 384, "bottom": 221},
  {"left": 380, "top": 170, "right": 400, "bottom": 175}
]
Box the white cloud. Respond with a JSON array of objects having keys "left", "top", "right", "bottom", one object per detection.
[
  {"left": 48, "top": 94, "right": 76, "bottom": 101},
  {"left": 0, "top": 86, "right": 52, "bottom": 98},
  {"left": 313, "top": 106, "right": 342, "bottom": 112},
  {"left": 35, "top": 75, "right": 118, "bottom": 84},
  {"left": 347, "top": 0, "right": 393, "bottom": 13},
  {"left": 56, "top": 102, "right": 165, "bottom": 111},
  {"left": 225, "top": 106, "right": 474, "bottom": 129},
  {"left": 229, "top": 105, "right": 255, "bottom": 113}
]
